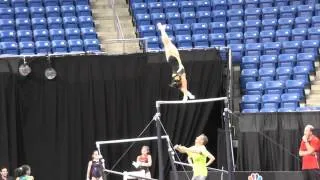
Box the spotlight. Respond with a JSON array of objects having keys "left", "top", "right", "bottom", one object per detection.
[
  {"left": 44, "top": 55, "right": 56, "bottom": 80},
  {"left": 19, "top": 56, "right": 31, "bottom": 76}
]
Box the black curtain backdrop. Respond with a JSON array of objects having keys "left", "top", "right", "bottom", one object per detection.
[
  {"left": 236, "top": 112, "right": 320, "bottom": 171},
  {"left": 0, "top": 49, "right": 224, "bottom": 180}
]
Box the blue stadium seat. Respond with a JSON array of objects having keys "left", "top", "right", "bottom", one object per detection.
[
  {"left": 81, "top": 27, "right": 97, "bottom": 39},
  {"left": 43, "top": 0, "right": 59, "bottom": 6},
  {"left": 261, "top": 94, "right": 281, "bottom": 111},
  {"left": 78, "top": 16, "right": 94, "bottom": 28},
  {"left": 240, "top": 69, "right": 258, "bottom": 89},
  {"left": 61, "top": 5, "right": 76, "bottom": 17},
  {"left": 145, "top": 0, "right": 157, "bottom": 3},
  {"left": 191, "top": 23, "right": 208, "bottom": 34},
  {"left": 262, "top": 7, "right": 278, "bottom": 20},
  {"left": 278, "top": 18, "right": 294, "bottom": 29},
  {"left": 285, "top": 80, "right": 306, "bottom": 97},
  {"left": 11, "top": 0, "right": 26, "bottom": 7},
  {"left": 259, "top": 67, "right": 275, "bottom": 81},
  {"left": 244, "top": 8, "right": 261, "bottom": 20},
  {"left": 297, "top": 5, "right": 314, "bottom": 17},
  {"left": 136, "top": 14, "right": 151, "bottom": 26},
  {"left": 227, "top": 20, "right": 244, "bottom": 32},
  {"left": 278, "top": 107, "right": 296, "bottom": 112},
  {"left": 16, "top": 18, "right": 31, "bottom": 30},
  {"left": 263, "top": 42, "right": 281, "bottom": 55},
  {"left": 282, "top": 41, "right": 301, "bottom": 54},
  {"left": 49, "top": 29, "right": 65, "bottom": 40},
  {"left": 180, "top": 1, "right": 194, "bottom": 12},
  {"left": 63, "top": 16, "right": 78, "bottom": 28},
  {"left": 246, "top": 81, "right": 264, "bottom": 95},
  {"left": 0, "top": 30, "right": 16, "bottom": 42},
  {"left": 242, "top": 109, "right": 260, "bottom": 113},
  {"left": 226, "top": 32, "right": 243, "bottom": 44},
  {"left": 68, "top": 39, "right": 84, "bottom": 52},
  {"left": 228, "top": 44, "right": 244, "bottom": 62},
  {"left": 275, "top": 29, "right": 291, "bottom": 42},
  {"left": 244, "top": 31, "right": 259, "bottom": 43},
  {"left": 14, "top": 7, "right": 28, "bottom": 18},
  {"left": 173, "top": 24, "right": 191, "bottom": 35},
  {"left": 241, "top": 56, "right": 259, "bottom": 69},
  {"left": 296, "top": 53, "right": 315, "bottom": 69},
  {"left": 32, "top": 18, "right": 47, "bottom": 29},
  {"left": 245, "top": 0, "right": 258, "bottom": 8},
  {"left": 279, "top": 6, "right": 296, "bottom": 18},
  {"left": 33, "top": 29, "right": 49, "bottom": 41},
  {"left": 181, "top": 12, "right": 196, "bottom": 24},
  {"left": 296, "top": 107, "right": 316, "bottom": 112},
  {"left": 84, "top": 39, "right": 100, "bottom": 52},
  {"left": 292, "top": 28, "right": 307, "bottom": 41},
  {"left": 293, "top": 65, "right": 311, "bottom": 82},
  {"left": 192, "top": 34, "right": 209, "bottom": 48},
  {"left": 227, "top": 9, "right": 243, "bottom": 21},
  {"left": 245, "top": 43, "right": 262, "bottom": 56},
  {"left": 65, "top": 28, "right": 80, "bottom": 40},
  {"left": 30, "top": 6, "right": 45, "bottom": 18},
  {"left": 228, "top": 0, "right": 243, "bottom": 9},
  {"left": 60, "top": 0, "right": 73, "bottom": 6},
  {"left": 156, "top": 24, "right": 173, "bottom": 36},
  {"left": 52, "top": 40, "right": 68, "bottom": 53},
  {"left": 259, "top": 0, "right": 273, "bottom": 8},
  {"left": 275, "top": 0, "right": 288, "bottom": 6},
  {"left": 289, "top": 0, "right": 303, "bottom": 6},
  {"left": 148, "top": 2, "right": 163, "bottom": 13},
  {"left": 295, "top": 17, "right": 311, "bottom": 29},
  {"left": 17, "top": 30, "right": 32, "bottom": 41},
  {"left": 212, "top": 0, "right": 228, "bottom": 11},
  {"left": 163, "top": 2, "right": 179, "bottom": 13},
  {"left": 312, "top": 16, "right": 320, "bottom": 27},
  {"left": 209, "top": 22, "right": 226, "bottom": 34},
  {"left": 241, "top": 94, "right": 261, "bottom": 112},
  {"left": 0, "top": 0, "right": 10, "bottom": 7},
  {"left": 0, "top": 8, "right": 13, "bottom": 19},
  {"left": 28, "top": 0, "right": 42, "bottom": 7},
  {"left": 19, "top": 41, "right": 35, "bottom": 54},
  {"left": 316, "top": 4, "right": 320, "bottom": 16},
  {"left": 278, "top": 54, "right": 296, "bottom": 67},
  {"left": 260, "top": 55, "right": 277, "bottom": 68},
  {"left": 212, "top": 10, "right": 226, "bottom": 22},
  {"left": 131, "top": 3, "right": 147, "bottom": 15},
  {"left": 195, "top": 0, "right": 211, "bottom": 12},
  {"left": 196, "top": 11, "right": 211, "bottom": 23},
  {"left": 260, "top": 30, "right": 275, "bottom": 42},
  {"left": 0, "top": 42, "right": 18, "bottom": 54},
  {"left": 45, "top": 6, "right": 60, "bottom": 17},
  {"left": 138, "top": 25, "right": 156, "bottom": 37},
  {"left": 245, "top": 20, "right": 261, "bottom": 32},
  {"left": 308, "top": 27, "right": 320, "bottom": 40},
  {"left": 150, "top": 13, "right": 166, "bottom": 25},
  {"left": 76, "top": 5, "right": 91, "bottom": 16},
  {"left": 35, "top": 41, "right": 50, "bottom": 54},
  {"left": 280, "top": 93, "right": 301, "bottom": 110},
  {"left": 176, "top": 34, "right": 192, "bottom": 49},
  {"left": 48, "top": 17, "right": 63, "bottom": 29},
  {"left": 159, "top": 35, "right": 175, "bottom": 49},
  {"left": 276, "top": 66, "right": 293, "bottom": 81},
  {"left": 265, "top": 81, "right": 285, "bottom": 94},
  {"left": 208, "top": 33, "right": 225, "bottom": 46},
  {"left": 301, "top": 40, "right": 319, "bottom": 55},
  {"left": 262, "top": 19, "right": 277, "bottom": 31},
  {"left": 146, "top": 36, "right": 160, "bottom": 50}
]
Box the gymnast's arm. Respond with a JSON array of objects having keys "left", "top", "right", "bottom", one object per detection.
[{"left": 86, "top": 161, "right": 92, "bottom": 180}]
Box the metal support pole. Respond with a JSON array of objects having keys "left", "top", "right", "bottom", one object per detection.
[
  {"left": 223, "top": 102, "right": 234, "bottom": 180},
  {"left": 167, "top": 143, "right": 179, "bottom": 180},
  {"left": 155, "top": 106, "right": 164, "bottom": 180}
]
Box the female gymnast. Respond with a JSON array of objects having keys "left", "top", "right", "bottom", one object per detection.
[
  {"left": 132, "top": 145, "right": 152, "bottom": 180},
  {"left": 157, "top": 23, "right": 195, "bottom": 101},
  {"left": 86, "top": 150, "right": 105, "bottom": 180},
  {"left": 14, "top": 165, "right": 34, "bottom": 180},
  {"left": 174, "top": 134, "right": 215, "bottom": 180}
]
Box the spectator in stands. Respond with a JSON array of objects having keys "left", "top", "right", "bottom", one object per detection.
[
  {"left": 132, "top": 145, "right": 152, "bottom": 180},
  {"left": 14, "top": 165, "right": 34, "bottom": 180},
  {"left": 299, "top": 124, "right": 320, "bottom": 180},
  {"left": 86, "top": 150, "right": 105, "bottom": 180},
  {"left": 0, "top": 166, "right": 13, "bottom": 180},
  {"left": 157, "top": 23, "right": 195, "bottom": 101}
]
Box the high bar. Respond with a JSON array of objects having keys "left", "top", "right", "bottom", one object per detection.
[
  {"left": 103, "top": 169, "right": 158, "bottom": 180},
  {"left": 96, "top": 135, "right": 170, "bottom": 146},
  {"left": 156, "top": 97, "right": 227, "bottom": 108},
  {"left": 174, "top": 161, "right": 228, "bottom": 174}
]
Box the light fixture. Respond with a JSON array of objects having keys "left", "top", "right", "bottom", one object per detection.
[
  {"left": 19, "top": 56, "right": 31, "bottom": 76},
  {"left": 44, "top": 55, "right": 57, "bottom": 80}
]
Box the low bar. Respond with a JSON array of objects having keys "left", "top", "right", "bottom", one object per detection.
[
  {"left": 174, "top": 161, "right": 228, "bottom": 174},
  {"left": 156, "top": 97, "right": 228, "bottom": 108},
  {"left": 96, "top": 135, "right": 169, "bottom": 145}
]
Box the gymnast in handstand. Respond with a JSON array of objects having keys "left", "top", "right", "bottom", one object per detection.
[{"left": 157, "top": 23, "right": 195, "bottom": 101}]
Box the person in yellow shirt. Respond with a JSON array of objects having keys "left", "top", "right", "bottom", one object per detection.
[{"left": 174, "top": 134, "right": 215, "bottom": 180}]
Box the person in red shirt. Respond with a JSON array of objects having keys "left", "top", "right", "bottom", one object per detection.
[{"left": 299, "top": 124, "right": 320, "bottom": 180}]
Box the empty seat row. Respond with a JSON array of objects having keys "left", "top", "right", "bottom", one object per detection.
[
  {"left": 0, "top": 0, "right": 89, "bottom": 7},
  {"left": 0, "top": 39, "right": 100, "bottom": 55}
]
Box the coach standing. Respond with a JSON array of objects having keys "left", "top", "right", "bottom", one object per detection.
[{"left": 299, "top": 124, "right": 320, "bottom": 180}]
